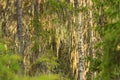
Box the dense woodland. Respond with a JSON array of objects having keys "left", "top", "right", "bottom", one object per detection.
[{"left": 0, "top": 0, "right": 120, "bottom": 80}]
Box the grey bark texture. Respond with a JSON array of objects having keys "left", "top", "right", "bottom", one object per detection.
[
  {"left": 74, "top": 0, "right": 85, "bottom": 80},
  {"left": 17, "top": 0, "right": 24, "bottom": 75}
]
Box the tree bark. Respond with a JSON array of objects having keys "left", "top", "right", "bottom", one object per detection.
[
  {"left": 75, "top": 0, "right": 85, "bottom": 80},
  {"left": 76, "top": 0, "right": 94, "bottom": 80},
  {"left": 16, "top": 0, "right": 24, "bottom": 75}
]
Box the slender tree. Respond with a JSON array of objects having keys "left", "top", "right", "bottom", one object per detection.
[
  {"left": 74, "top": 0, "right": 85, "bottom": 80},
  {"left": 16, "top": 0, "right": 24, "bottom": 75}
]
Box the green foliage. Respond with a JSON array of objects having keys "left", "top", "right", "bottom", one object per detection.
[
  {"left": 14, "top": 74, "right": 70, "bottom": 80},
  {"left": 46, "top": 0, "right": 74, "bottom": 13},
  {"left": 0, "top": 42, "right": 69, "bottom": 80},
  {"left": 90, "top": 0, "right": 120, "bottom": 79},
  {"left": 0, "top": 42, "right": 20, "bottom": 80},
  {"left": 44, "top": 0, "right": 76, "bottom": 24},
  {"left": 99, "top": 26, "right": 120, "bottom": 80},
  {"left": 34, "top": 51, "right": 59, "bottom": 72},
  {"left": 30, "top": 0, "right": 76, "bottom": 77}
]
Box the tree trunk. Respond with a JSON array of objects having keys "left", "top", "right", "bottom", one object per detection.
[
  {"left": 75, "top": 0, "right": 85, "bottom": 80},
  {"left": 16, "top": 0, "right": 24, "bottom": 75},
  {"left": 77, "top": 0, "right": 94, "bottom": 80}
]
